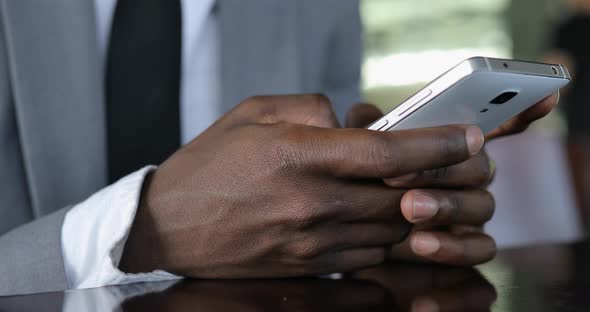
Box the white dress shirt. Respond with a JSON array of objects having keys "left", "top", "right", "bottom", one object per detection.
[{"left": 61, "top": 0, "right": 219, "bottom": 289}]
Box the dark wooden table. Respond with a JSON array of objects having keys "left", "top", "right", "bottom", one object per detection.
[{"left": 1, "top": 240, "right": 589, "bottom": 311}]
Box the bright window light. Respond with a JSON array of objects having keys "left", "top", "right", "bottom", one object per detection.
[{"left": 363, "top": 48, "right": 510, "bottom": 88}]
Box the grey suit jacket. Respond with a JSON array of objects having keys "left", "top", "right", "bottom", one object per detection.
[{"left": 0, "top": 0, "right": 362, "bottom": 295}]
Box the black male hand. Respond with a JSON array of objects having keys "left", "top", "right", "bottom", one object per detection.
[
  {"left": 346, "top": 94, "right": 559, "bottom": 266},
  {"left": 119, "top": 95, "right": 484, "bottom": 277}
]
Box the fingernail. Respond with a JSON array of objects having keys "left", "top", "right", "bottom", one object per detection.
[
  {"left": 412, "top": 298, "right": 439, "bottom": 312},
  {"left": 466, "top": 126, "right": 484, "bottom": 156},
  {"left": 412, "top": 193, "right": 439, "bottom": 221},
  {"left": 411, "top": 233, "right": 440, "bottom": 256}
]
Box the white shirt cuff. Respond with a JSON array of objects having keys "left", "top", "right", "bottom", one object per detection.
[{"left": 61, "top": 166, "right": 182, "bottom": 289}]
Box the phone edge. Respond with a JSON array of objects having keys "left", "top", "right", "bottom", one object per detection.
[
  {"left": 367, "top": 57, "right": 570, "bottom": 132},
  {"left": 367, "top": 57, "right": 479, "bottom": 131}
]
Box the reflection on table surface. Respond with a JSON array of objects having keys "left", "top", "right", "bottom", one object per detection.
[{"left": 1, "top": 240, "right": 589, "bottom": 312}]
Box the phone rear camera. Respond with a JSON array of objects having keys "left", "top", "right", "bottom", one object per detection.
[{"left": 490, "top": 91, "right": 518, "bottom": 104}]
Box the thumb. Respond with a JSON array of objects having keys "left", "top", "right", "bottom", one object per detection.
[{"left": 346, "top": 103, "right": 384, "bottom": 128}]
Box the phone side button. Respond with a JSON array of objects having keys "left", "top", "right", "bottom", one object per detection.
[
  {"left": 374, "top": 119, "right": 389, "bottom": 131},
  {"left": 397, "top": 88, "right": 432, "bottom": 116}
]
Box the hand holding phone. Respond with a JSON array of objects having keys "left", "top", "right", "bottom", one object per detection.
[{"left": 348, "top": 66, "right": 564, "bottom": 266}]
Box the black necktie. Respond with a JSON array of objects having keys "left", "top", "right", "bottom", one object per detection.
[{"left": 106, "top": 0, "right": 181, "bottom": 183}]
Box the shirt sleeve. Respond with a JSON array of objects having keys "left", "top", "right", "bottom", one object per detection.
[{"left": 61, "top": 166, "right": 182, "bottom": 289}]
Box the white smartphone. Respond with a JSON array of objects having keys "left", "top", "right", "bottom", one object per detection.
[{"left": 367, "top": 57, "right": 571, "bottom": 134}]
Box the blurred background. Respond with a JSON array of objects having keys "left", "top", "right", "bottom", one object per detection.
[{"left": 360, "top": 0, "right": 587, "bottom": 248}]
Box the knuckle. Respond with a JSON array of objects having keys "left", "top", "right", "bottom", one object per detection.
[
  {"left": 270, "top": 126, "right": 304, "bottom": 173},
  {"left": 234, "top": 96, "right": 269, "bottom": 120},
  {"left": 368, "top": 134, "right": 401, "bottom": 176},
  {"left": 312, "top": 94, "right": 332, "bottom": 109},
  {"left": 318, "top": 196, "right": 349, "bottom": 221},
  {"left": 437, "top": 128, "right": 469, "bottom": 160},
  {"left": 290, "top": 204, "right": 321, "bottom": 229},
  {"left": 240, "top": 95, "right": 265, "bottom": 109},
  {"left": 302, "top": 94, "right": 338, "bottom": 127},
  {"left": 292, "top": 238, "right": 324, "bottom": 260},
  {"left": 438, "top": 193, "right": 464, "bottom": 223},
  {"left": 273, "top": 142, "right": 297, "bottom": 172},
  {"left": 239, "top": 96, "right": 281, "bottom": 124}
]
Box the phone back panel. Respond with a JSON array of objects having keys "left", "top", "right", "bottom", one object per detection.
[{"left": 388, "top": 71, "right": 569, "bottom": 134}]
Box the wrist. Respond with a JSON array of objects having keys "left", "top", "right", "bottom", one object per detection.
[{"left": 119, "top": 172, "right": 161, "bottom": 273}]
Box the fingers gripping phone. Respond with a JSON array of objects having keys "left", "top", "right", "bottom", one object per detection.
[{"left": 368, "top": 57, "right": 571, "bottom": 134}]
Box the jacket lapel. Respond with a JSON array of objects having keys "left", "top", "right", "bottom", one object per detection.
[
  {"left": 218, "top": 0, "right": 302, "bottom": 112},
  {"left": 1, "top": 0, "right": 107, "bottom": 217}
]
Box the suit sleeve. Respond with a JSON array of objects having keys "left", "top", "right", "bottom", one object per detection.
[
  {"left": 0, "top": 206, "right": 71, "bottom": 295},
  {"left": 323, "top": 0, "right": 364, "bottom": 122},
  {"left": 0, "top": 167, "right": 181, "bottom": 296}
]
